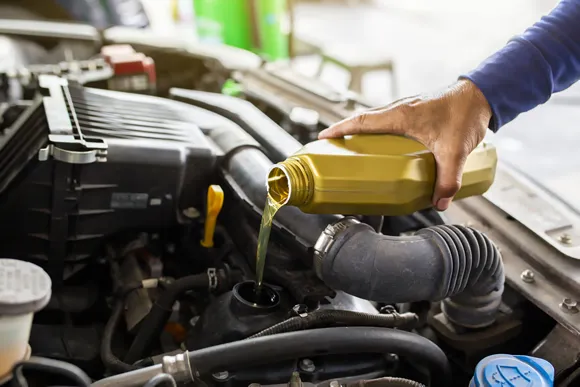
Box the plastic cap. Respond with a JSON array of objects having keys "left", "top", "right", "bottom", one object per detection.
[
  {"left": 0, "top": 259, "right": 52, "bottom": 315},
  {"left": 470, "top": 354, "right": 554, "bottom": 387},
  {"left": 201, "top": 185, "right": 224, "bottom": 248}
]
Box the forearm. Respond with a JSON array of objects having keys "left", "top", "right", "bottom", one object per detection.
[{"left": 461, "top": 0, "right": 580, "bottom": 131}]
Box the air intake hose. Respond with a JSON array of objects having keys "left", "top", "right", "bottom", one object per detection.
[{"left": 314, "top": 218, "right": 504, "bottom": 328}]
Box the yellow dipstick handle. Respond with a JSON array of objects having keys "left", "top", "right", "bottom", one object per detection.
[{"left": 201, "top": 185, "right": 224, "bottom": 248}]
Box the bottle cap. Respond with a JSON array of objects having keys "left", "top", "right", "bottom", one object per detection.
[
  {"left": 0, "top": 259, "right": 51, "bottom": 315},
  {"left": 470, "top": 354, "right": 554, "bottom": 387}
]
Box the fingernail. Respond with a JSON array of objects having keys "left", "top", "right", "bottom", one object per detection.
[{"left": 436, "top": 198, "right": 452, "bottom": 211}]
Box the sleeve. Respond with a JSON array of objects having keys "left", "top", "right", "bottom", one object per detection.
[{"left": 460, "top": 0, "right": 580, "bottom": 131}]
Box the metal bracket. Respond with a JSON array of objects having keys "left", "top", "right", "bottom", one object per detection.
[{"left": 37, "top": 74, "right": 108, "bottom": 164}]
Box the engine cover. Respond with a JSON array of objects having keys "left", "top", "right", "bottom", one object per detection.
[{"left": 0, "top": 75, "right": 218, "bottom": 281}]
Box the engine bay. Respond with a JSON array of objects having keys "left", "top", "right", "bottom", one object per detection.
[{"left": 1, "top": 23, "right": 580, "bottom": 387}]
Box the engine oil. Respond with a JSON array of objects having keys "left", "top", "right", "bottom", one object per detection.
[
  {"left": 266, "top": 134, "right": 497, "bottom": 216},
  {"left": 255, "top": 174, "right": 286, "bottom": 290}
]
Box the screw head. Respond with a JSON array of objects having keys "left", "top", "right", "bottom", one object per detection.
[
  {"left": 212, "top": 371, "right": 229, "bottom": 381},
  {"left": 299, "top": 358, "right": 315, "bottom": 372},
  {"left": 520, "top": 270, "right": 535, "bottom": 283},
  {"left": 560, "top": 298, "right": 579, "bottom": 314},
  {"left": 559, "top": 233, "right": 573, "bottom": 245}
]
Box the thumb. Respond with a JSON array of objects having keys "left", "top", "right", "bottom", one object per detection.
[
  {"left": 432, "top": 151, "right": 466, "bottom": 211},
  {"left": 318, "top": 109, "right": 407, "bottom": 139}
]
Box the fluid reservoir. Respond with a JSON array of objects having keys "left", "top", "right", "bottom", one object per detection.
[
  {"left": 0, "top": 259, "right": 51, "bottom": 380},
  {"left": 267, "top": 134, "right": 497, "bottom": 216},
  {"left": 470, "top": 354, "right": 554, "bottom": 386}
]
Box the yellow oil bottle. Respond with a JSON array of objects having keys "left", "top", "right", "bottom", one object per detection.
[{"left": 266, "top": 134, "right": 497, "bottom": 216}]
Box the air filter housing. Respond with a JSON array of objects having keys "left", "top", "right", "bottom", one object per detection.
[{"left": 0, "top": 75, "right": 218, "bottom": 281}]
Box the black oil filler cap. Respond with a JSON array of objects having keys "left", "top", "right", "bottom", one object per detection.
[{"left": 0, "top": 259, "right": 51, "bottom": 315}]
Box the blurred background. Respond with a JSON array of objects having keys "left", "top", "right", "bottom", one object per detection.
[
  {"left": 145, "top": 0, "right": 558, "bottom": 103},
  {"left": 149, "top": 0, "right": 580, "bottom": 211},
  {"left": 1, "top": 0, "right": 579, "bottom": 209}
]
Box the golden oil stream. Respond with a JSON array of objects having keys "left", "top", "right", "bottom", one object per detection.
[{"left": 255, "top": 171, "right": 288, "bottom": 291}]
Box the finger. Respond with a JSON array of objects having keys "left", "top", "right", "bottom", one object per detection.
[
  {"left": 318, "top": 109, "right": 407, "bottom": 139},
  {"left": 432, "top": 151, "right": 466, "bottom": 211}
]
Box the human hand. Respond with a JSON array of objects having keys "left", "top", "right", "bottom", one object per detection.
[{"left": 318, "top": 79, "right": 492, "bottom": 211}]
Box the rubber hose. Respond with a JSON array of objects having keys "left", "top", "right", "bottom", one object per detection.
[
  {"left": 11, "top": 357, "right": 91, "bottom": 387},
  {"left": 319, "top": 222, "right": 504, "bottom": 328},
  {"left": 143, "top": 373, "right": 177, "bottom": 387},
  {"left": 248, "top": 310, "right": 418, "bottom": 338},
  {"left": 352, "top": 377, "right": 425, "bottom": 387},
  {"left": 188, "top": 327, "right": 451, "bottom": 387},
  {"left": 561, "top": 366, "right": 580, "bottom": 387},
  {"left": 124, "top": 274, "right": 210, "bottom": 364},
  {"left": 101, "top": 301, "right": 141, "bottom": 373}
]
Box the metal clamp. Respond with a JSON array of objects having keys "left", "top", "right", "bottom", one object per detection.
[
  {"left": 162, "top": 351, "right": 196, "bottom": 382},
  {"left": 313, "top": 218, "right": 360, "bottom": 278},
  {"left": 207, "top": 268, "right": 218, "bottom": 290}
]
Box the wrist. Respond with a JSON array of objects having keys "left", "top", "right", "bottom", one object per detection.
[{"left": 457, "top": 79, "right": 493, "bottom": 127}]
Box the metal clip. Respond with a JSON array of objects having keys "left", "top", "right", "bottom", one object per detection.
[{"left": 207, "top": 268, "right": 218, "bottom": 290}]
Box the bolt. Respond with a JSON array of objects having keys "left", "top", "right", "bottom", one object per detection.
[
  {"left": 560, "top": 298, "right": 579, "bottom": 314},
  {"left": 559, "top": 233, "right": 573, "bottom": 245},
  {"left": 520, "top": 270, "right": 535, "bottom": 283},
  {"left": 293, "top": 304, "right": 308, "bottom": 316},
  {"left": 182, "top": 207, "right": 200, "bottom": 219},
  {"left": 299, "top": 358, "right": 315, "bottom": 373},
  {"left": 212, "top": 371, "right": 229, "bottom": 381}
]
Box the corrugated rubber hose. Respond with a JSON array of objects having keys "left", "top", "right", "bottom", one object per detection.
[{"left": 317, "top": 221, "right": 504, "bottom": 328}]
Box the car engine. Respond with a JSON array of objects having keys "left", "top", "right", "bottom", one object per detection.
[{"left": 0, "top": 30, "right": 578, "bottom": 387}]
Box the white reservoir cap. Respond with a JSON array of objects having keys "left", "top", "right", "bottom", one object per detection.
[{"left": 0, "top": 259, "right": 52, "bottom": 315}]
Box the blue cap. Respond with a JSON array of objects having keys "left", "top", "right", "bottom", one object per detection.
[{"left": 470, "top": 354, "right": 554, "bottom": 387}]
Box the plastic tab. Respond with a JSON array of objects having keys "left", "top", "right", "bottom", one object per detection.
[
  {"left": 201, "top": 185, "right": 224, "bottom": 248},
  {"left": 470, "top": 354, "right": 554, "bottom": 387}
]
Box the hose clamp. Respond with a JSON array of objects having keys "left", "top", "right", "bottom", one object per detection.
[
  {"left": 162, "top": 351, "right": 196, "bottom": 382},
  {"left": 207, "top": 268, "right": 218, "bottom": 290},
  {"left": 313, "top": 217, "right": 360, "bottom": 278}
]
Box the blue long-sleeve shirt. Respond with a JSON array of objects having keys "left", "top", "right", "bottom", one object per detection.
[{"left": 461, "top": 0, "right": 580, "bottom": 131}]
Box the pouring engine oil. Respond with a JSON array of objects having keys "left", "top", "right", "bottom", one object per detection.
[
  {"left": 255, "top": 170, "right": 289, "bottom": 291},
  {"left": 255, "top": 134, "right": 497, "bottom": 291},
  {"left": 266, "top": 134, "right": 497, "bottom": 216}
]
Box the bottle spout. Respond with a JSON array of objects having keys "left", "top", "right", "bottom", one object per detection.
[
  {"left": 267, "top": 165, "right": 291, "bottom": 205},
  {"left": 267, "top": 158, "right": 312, "bottom": 207}
]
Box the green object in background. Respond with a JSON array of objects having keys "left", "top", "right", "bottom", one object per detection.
[
  {"left": 193, "top": 0, "right": 252, "bottom": 50},
  {"left": 193, "top": 0, "right": 224, "bottom": 44},
  {"left": 221, "top": 0, "right": 252, "bottom": 50},
  {"left": 221, "top": 79, "right": 243, "bottom": 97},
  {"left": 254, "top": 0, "right": 289, "bottom": 60},
  {"left": 192, "top": 0, "right": 289, "bottom": 61}
]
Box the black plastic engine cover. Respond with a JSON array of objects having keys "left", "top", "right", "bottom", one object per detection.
[{"left": 0, "top": 75, "right": 218, "bottom": 280}]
